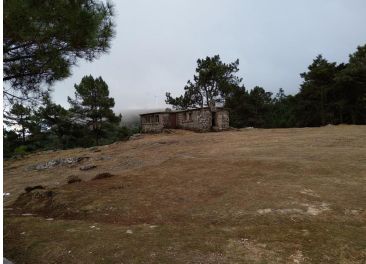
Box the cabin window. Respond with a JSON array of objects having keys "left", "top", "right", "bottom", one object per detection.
[
  {"left": 185, "top": 112, "right": 193, "bottom": 121},
  {"left": 142, "top": 115, "right": 159, "bottom": 124}
]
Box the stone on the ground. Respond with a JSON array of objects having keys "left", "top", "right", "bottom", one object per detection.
[
  {"left": 30, "top": 156, "right": 90, "bottom": 170},
  {"left": 4, "top": 257, "right": 14, "bottom": 264},
  {"left": 80, "top": 164, "right": 97, "bottom": 171},
  {"left": 129, "top": 133, "right": 142, "bottom": 140}
]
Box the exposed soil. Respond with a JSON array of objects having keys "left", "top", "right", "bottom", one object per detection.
[{"left": 3, "top": 125, "right": 366, "bottom": 263}]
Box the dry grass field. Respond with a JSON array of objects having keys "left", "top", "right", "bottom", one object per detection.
[{"left": 3, "top": 125, "right": 366, "bottom": 263}]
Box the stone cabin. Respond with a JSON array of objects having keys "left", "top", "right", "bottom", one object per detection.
[{"left": 140, "top": 107, "right": 229, "bottom": 133}]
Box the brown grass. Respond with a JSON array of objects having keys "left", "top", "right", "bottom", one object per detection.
[{"left": 3, "top": 125, "right": 366, "bottom": 263}]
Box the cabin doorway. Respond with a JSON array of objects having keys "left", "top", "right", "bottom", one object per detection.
[
  {"left": 211, "top": 112, "right": 216, "bottom": 127},
  {"left": 169, "top": 113, "right": 177, "bottom": 128}
]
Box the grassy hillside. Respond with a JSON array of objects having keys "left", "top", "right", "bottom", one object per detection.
[{"left": 4, "top": 126, "right": 366, "bottom": 263}]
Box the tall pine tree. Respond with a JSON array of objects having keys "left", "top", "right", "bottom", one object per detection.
[
  {"left": 3, "top": 0, "right": 115, "bottom": 103},
  {"left": 4, "top": 103, "right": 33, "bottom": 143},
  {"left": 166, "top": 55, "right": 242, "bottom": 110},
  {"left": 68, "top": 75, "right": 121, "bottom": 145}
]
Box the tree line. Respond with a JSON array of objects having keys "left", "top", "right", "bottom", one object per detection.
[
  {"left": 166, "top": 45, "right": 366, "bottom": 128},
  {"left": 3, "top": 0, "right": 124, "bottom": 158},
  {"left": 4, "top": 45, "right": 366, "bottom": 157},
  {"left": 4, "top": 76, "right": 132, "bottom": 158},
  {"left": 3, "top": 0, "right": 365, "bottom": 158}
]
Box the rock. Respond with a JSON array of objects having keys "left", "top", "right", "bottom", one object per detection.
[
  {"left": 35, "top": 159, "right": 60, "bottom": 170},
  {"left": 95, "top": 156, "right": 112, "bottom": 161},
  {"left": 21, "top": 213, "right": 35, "bottom": 216},
  {"left": 30, "top": 156, "right": 90, "bottom": 170},
  {"left": 162, "top": 129, "right": 174, "bottom": 134},
  {"left": 79, "top": 165, "right": 97, "bottom": 171},
  {"left": 92, "top": 172, "right": 114, "bottom": 180},
  {"left": 67, "top": 175, "right": 82, "bottom": 184},
  {"left": 4, "top": 257, "right": 14, "bottom": 264},
  {"left": 126, "top": 229, "right": 133, "bottom": 234},
  {"left": 89, "top": 147, "right": 101, "bottom": 152},
  {"left": 129, "top": 133, "right": 142, "bottom": 140},
  {"left": 25, "top": 185, "right": 45, "bottom": 193},
  {"left": 3, "top": 192, "right": 10, "bottom": 196},
  {"left": 257, "top": 208, "right": 272, "bottom": 214}
]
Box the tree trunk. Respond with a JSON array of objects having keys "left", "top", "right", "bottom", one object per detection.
[
  {"left": 351, "top": 108, "right": 356, "bottom": 125},
  {"left": 320, "top": 86, "right": 325, "bottom": 126},
  {"left": 22, "top": 127, "right": 26, "bottom": 143}
]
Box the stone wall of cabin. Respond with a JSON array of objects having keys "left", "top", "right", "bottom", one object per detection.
[
  {"left": 141, "top": 109, "right": 230, "bottom": 133},
  {"left": 141, "top": 113, "right": 168, "bottom": 133},
  {"left": 176, "top": 109, "right": 212, "bottom": 131},
  {"left": 215, "top": 110, "right": 230, "bottom": 131}
]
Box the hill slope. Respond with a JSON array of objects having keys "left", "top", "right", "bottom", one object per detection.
[{"left": 4, "top": 126, "right": 366, "bottom": 263}]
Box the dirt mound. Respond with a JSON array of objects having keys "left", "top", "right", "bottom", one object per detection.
[
  {"left": 25, "top": 185, "right": 45, "bottom": 193},
  {"left": 13, "top": 189, "right": 56, "bottom": 214},
  {"left": 67, "top": 175, "right": 82, "bottom": 184},
  {"left": 92, "top": 172, "right": 114, "bottom": 180}
]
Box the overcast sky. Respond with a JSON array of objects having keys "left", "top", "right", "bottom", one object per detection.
[{"left": 52, "top": 0, "right": 366, "bottom": 112}]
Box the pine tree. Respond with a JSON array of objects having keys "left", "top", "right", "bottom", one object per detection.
[
  {"left": 3, "top": 0, "right": 115, "bottom": 103},
  {"left": 166, "top": 55, "right": 242, "bottom": 110},
  {"left": 68, "top": 75, "right": 121, "bottom": 145},
  {"left": 4, "top": 103, "right": 33, "bottom": 143},
  {"left": 335, "top": 45, "right": 366, "bottom": 124},
  {"left": 297, "top": 55, "right": 338, "bottom": 126}
]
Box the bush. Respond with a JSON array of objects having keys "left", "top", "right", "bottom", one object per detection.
[{"left": 14, "top": 145, "right": 29, "bottom": 156}]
